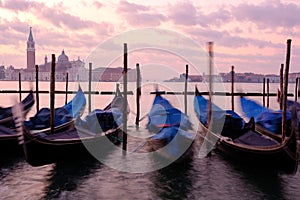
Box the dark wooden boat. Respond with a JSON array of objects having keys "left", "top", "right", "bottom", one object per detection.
[
  {"left": 0, "top": 91, "right": 34, "bottom": 152},
  {"left": 14, "top": 87, "right": 127, "bottom": 166},
  {"left": 195, "top": 87, "right": 299, "bottom": 174},
  {"left": 146, "top": 92, "right": 196, "bottom": 163}
]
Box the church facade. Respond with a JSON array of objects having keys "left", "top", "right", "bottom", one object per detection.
[
  {"left": 24, "top": 27, "right": 86, "bottom": 81},
  {"left": 2, "top": 27, "right": 136, "bottom": 82}
]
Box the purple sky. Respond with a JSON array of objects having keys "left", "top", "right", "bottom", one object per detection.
[{"left": 0, "top": 0, "right": 299, "bottom": 76}]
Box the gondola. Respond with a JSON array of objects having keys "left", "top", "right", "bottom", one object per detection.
[
  {"left": 239, "top": 96, "right": 299, "bottom": 142},
  {"left": 0, "top": 91, "right": 34, "bottom": 152},
  {"left": 194, "top": 87, "right": 299, "bottom": 174},
  {"left": 146, "top": 91, "right": 196, "bottom": 163},
  {"left": 13, "top": 86, "right": 127, "bottom": 166}
]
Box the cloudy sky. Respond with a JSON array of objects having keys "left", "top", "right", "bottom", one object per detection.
[{"left": 0, "top": 0, "right": 299, "bottom": 76}]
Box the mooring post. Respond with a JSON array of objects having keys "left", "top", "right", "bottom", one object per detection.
[
  {"left": 184, "top": 64, "right": 189, "bottom": 115},
  {"left": 282, "top": 39, "right": 292, "bottom": 142},
  {"left": 50, "top": 54, "right": 55, "bottom": 135},
  {"left": 18, "top": 72, "right": 22, "bottom": 102},
  {"left": 35, "top": 65, "right": 39, "bottom": 111},
  {"left": 298, "top": 77, "right": 300, "bottom": 101},
  {"left": 135, "top": 63, "right": 141, "bottom": 127},
  {"left": 65, "top": 73, "right": 69, "bottom": 105},
  {"left": 208, "top": 42, "right": 213, "bottom": 127},
  {"left": 88, "top": 63, "right": 92, "bottom": 113},
  {"left": 280, "top": 64, "right": 284, "bottom": 110},
  {"left": 122, "top": 43, "right": 128, "bottom": 152},
  {"left": 263, "top": 78, "right": 266, "bottom": 107},
  {"left": 267, "top": 78, "right": 270, "bottom": 108},
  {"left": 295, "top": 77, "right": 298, "bottom": 102},
  {"left": 231, "top": 65, "right": 234, "bottom": 111}
]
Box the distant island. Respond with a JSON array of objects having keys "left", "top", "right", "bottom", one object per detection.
[{"left": 165, "top": 72, "right": 300, "bottom": 83}]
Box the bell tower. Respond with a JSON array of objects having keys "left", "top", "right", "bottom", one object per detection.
[{"left": 27, "top": 27, "right": 35, "bottom": 71}]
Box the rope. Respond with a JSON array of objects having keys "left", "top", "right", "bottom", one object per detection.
[{"left": 130, "top": 140, "right": 147, "bottom": 153}]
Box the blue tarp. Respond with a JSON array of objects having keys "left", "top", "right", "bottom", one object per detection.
[
  {"left": 147, "top": 94, "right": 194, "bottom": 157},
  {"left": 147, "top": 95, "right": 192, "bottom": 133},
  {"left": 194, "top": 95, "right": 246, "bottom": 138},
  {"left": 0, "top": 92, "right": 34, "bottom": 122},
  {"left": 240, "top": 97, "right": 295, "bottom": 134},
  {"left": 152, "top": 126, "right": 195, "bottom": 157},
  {"left": 75, "top": 88, "right": 126, "bottom": 134},
  {"left": 194, "top": 94, "right": 279, "bottom": 146},
  {"left": 24, "top": 88, "right": 86, "bottom": 130},
  {"left": 76, "top": 108, "right": 123, "bottom": 133}
]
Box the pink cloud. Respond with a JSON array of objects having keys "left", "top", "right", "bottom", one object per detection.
[
  {"left": 168, "top": 2, "right": 198, "bottom": 26},
  {"left": 168, "top": 1, "right": 232, "bottom": 27},
  {"left": 117, "top": 0, "right": 166, "bottom": 26},
  {"left": 232, "top": 1, "right": 300, "bottom": 29},
  {"left": 118, "top": 0, "right": 148, "bottom": 13},
  {"left": 0, "top": 0, "right": 34, "bottom": 11},
  {"left": 93, "top": 1, "right": 103, "bottom": 9}
]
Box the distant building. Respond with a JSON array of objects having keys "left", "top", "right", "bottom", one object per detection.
[
  {"left": 0, "top": 65, "right": 5, "bottom": 79},
  {"left": 26, "top": 27, "right": 35, "bottom": 72},
  {"left": 37, "top": 51, "right": 85, "bottom": 81}
]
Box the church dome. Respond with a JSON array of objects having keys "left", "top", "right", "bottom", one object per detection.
[{"left": 58, "top": 49, "right": 69, "bottom": 63}]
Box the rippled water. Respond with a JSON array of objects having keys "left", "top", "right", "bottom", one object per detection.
[{"left": 0, "top": 81, "right": 299, "bottom": 199}]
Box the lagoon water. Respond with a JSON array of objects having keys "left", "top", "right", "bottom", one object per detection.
[{"left": 0, "top": 81, "right": 299, "bottom": 199}]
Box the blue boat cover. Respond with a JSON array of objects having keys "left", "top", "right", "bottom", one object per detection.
[
  {"left": 76, "top": 108, "right": 123, "bottom": 133},
  {"left": 147, "top": 94, "right": 194, "bottom": 156},
  {"left": 194, "top": 94, "right": 245, "bottom": 138},
  {"left": 0, "top": 91, "right": 35, "bottom": 122},
  {"left": 194, "top": 94, "right": 279, "bottom": 146},
  {"left": 233, "top": 130, "right": 278, "bottom": 146},
  {"left": 152, "top": 126, "right": 195, "bottom": 157},
  {"left": 24, "top": 89, "right": 86, "bottom": 130},
  {"left": 240, "top": 97, "right": 295, "bottom": 134},
  {"left": 147, "top": 95, "right": 192, "bottom": 133},
  {"left": 76, "top": 88, "right": 127, "bottom": 134}
]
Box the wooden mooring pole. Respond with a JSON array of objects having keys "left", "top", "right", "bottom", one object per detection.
[
  {"left": 295, "top": 77, "right": 299, "bottom": 102},
  {"left": 231, "top": 65, "right": 234, "bottom": 111},
  {"left": 184, "top": 64, "right": 188, "bottom": 115},
  {"left": 35, "top": 65, "right": 39, "bottom": 111},
  {"left": 263, "top": 78, "right": 266, "bottom": 107},
  {"left": 50, "top": 54, "right": 55, "bottom": 135},
  {"left": 208, "top": 42, "right": 213, "bottom": 127},
  {"left": 282, "top": 39, "right": 292, "bottom": 142},
  {"left": 135, "top": 63, "right": 141, "bottom": 127},
  {"left": 122, "top": 43, "right": 128, "bottom": 152},
  {"left": 267, "top": 78, "right": 270, "bottom": 108},
  {"left": 280, "top": 64, "right": 284, "bottom": 110},
  {"left": 88, "top": 63, "right": 92, "bottom": 113},
  {"left": 18, "top": 72, "right": 21, "bottom": 102},
  {"left": 65, "top": 73, "right": 69, "bottom": 105}
]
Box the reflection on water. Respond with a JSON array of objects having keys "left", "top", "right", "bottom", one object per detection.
[
  {"left": 151, "top": 161, "right": 194, "bottom": 199},
  {"left": 216, "top": 152, "right": 287, "bottom": 200},
  {"left": 44, "top": 158, "right": 100, "bottom": 199},
  {"left": 0, "top": 81, "right": 299, "bottom": 199}
]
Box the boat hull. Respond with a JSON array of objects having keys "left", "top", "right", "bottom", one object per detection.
[
  {"left": 198, "top": 123, "right": 298, "bottom": 174},
  {"left": 23, "top": 127, "right": 122, "bottom": 167}
]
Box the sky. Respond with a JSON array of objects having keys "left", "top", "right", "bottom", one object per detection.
[{"left": 0, "top": 0, "right": 299, "bottom": 78}]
